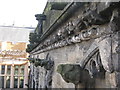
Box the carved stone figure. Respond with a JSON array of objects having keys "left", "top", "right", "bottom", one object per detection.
[
  {"left": 57, "top": 64, "right": 96, "bottom": 88},
  {"left": 57, "top": 64, "right": 82, "bottom": 84},
  {"left": 44, "top": 66, "right": 54, "bottom": 88}
]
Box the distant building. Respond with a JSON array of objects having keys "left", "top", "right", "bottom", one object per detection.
[{"left": 0, "top": 26, "right": 34, "bottom": 88}]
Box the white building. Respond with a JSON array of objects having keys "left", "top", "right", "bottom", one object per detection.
[{"left": 0, "top": 26, "right": 34, "bottom": 88}]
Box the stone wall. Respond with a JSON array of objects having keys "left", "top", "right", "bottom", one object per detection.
[{"left": 28, "top": 1, "right": 120, "bottom": 89}]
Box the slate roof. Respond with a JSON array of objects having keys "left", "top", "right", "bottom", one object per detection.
[{"left": 0, "top": 26, "right": 35, "bottom": 43}]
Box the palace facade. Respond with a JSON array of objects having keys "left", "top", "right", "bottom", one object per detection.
[{"left": 0, "top": 26, "right": 34, "bottom": 88}]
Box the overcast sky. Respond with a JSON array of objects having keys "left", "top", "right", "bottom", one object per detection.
[{"left": 0, "top": 0, "right": 47, "bottom": 27}]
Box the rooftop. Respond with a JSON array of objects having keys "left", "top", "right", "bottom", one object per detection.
[{"left": 0, "top": 25, "right": 35, "bottom": 43}]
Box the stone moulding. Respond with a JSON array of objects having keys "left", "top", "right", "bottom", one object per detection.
[
  {"left": 30, "top": 2, "right": 120, "bottom": 55},
  {"left": 31, "top": 25, "right": 113, "bottom": 55}
]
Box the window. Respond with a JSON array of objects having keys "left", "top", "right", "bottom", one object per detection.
[
  {"left": 0, "top": 64, "right": 27, "bottom": 88},
  {"left": 20, "top": 65, "right": 24, "bottom": 75},
  {"left": 7, "top": 65, "right": 11, "bottom": 75},
  {"left": 14, "top": 76, "right": 18, "bottom": 88},
  {"left": 0, "top": 76, "right": 4, "bottom": 88},
  {"left": 14, "top": 66, "right": 19, "bottom": 75},
  {"left": 19, "top": 76, "right": 24, "bottom": 88},
  {"left": 1, "top": 65, "right": 5, "bottom": 74},
  {"left": 6, "top": 76, "right": 10, "bottom": 88}
]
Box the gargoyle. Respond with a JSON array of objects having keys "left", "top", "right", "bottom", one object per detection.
[{"left": 57, "top": 64, "right": 91, "bottom": 85}]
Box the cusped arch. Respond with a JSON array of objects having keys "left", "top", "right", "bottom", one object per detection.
[{"left": 79, "top": 42, "right": 105, "bottom": 78}]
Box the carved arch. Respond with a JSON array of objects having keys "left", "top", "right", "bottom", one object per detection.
[
  {"left": 84, "top": 49, "right": 105, "bottom": 78},
  {"left": 80, "top": 43, "right": 106, "bottom": 78},
  {"left": 80, "top": 36, "right": 115, "bottom": 75}
]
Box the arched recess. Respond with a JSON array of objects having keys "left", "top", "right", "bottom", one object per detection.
[
  {"left": 80, "top": 42, "right": 106, "bottom": 78},
  {"left": 83, "top": 48, "right": 106, "bottom": 78}
]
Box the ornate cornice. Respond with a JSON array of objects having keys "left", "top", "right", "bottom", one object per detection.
[
  {"left": 0, "top": 50, "right": 26, "bottom": 58},
  {"left": 31, "top": 25, "right": 113, "bottom": 54},
  {"left": 30, "top": 2, "right": 120, "bottom": 55}
]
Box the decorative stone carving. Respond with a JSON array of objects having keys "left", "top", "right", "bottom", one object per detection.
[
  {"left": 33, "top": 25, "right": 101, "bottom": 54},
  {"left": 83, "top": 10, "right": 108, "bottom": 25},
  {"left": 34, "top": 59, "right": 44, "bottom": 67},
  {"left": 85, "top": 51, "right": 105, "bottom": 78},
  {"left": 57, "top": 48, "right": 106, "bottom": 85},
  {"left": 66, "top": 21, "right": 75, "bottom": 35},
  {"left": 44, "top": 58, "right": 54, "bottom": 70},
  {"left": 35, "top": 67, "right": 39, "bottom": 89},
  {"left": 57, "top": 64, "right": 82, "bottom": 84},
  {"left": 28, "top": 2, "right": 120, "bottom": 89},
  {"left": 44, "top": 65, "right": 54, "bottom": 88},
  {"left": 109, "top": 9, "right": 120, "bottom": 32},
  {"left": 57, "top": 64, "right": 96, "bottom": 86},
  {"left": 29, "top": 2, "right": 120, "bottom": 55},
  {"left": 43, "top": 54, "right": 54, "bottom": 89},
  {"left": 35, "top": 14, "right": 46, "bottom": 35},
  {"left": 62, "top": 27, "right": 69, "bottom": 39},
  {"left": 31, "top": 54, "right": 54, "bottom": 71},
  {"left": 80, "top": 26, "right": 98, "bottom": 40},
  {"left": 77, "top": 20, "right": 87, "bottom": 31}
]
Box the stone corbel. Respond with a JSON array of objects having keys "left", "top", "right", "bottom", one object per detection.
[
  {"left": 57, "top": 64, "right": 95, "bottom": 86},
  {"left": 57, "top": 64, "right": 83, "bottom": 85}
]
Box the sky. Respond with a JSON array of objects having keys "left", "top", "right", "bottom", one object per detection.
[{"left": 0, "top": 0, "right": 47, "bottom": 27}]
